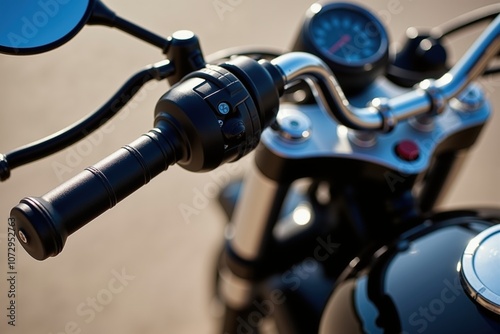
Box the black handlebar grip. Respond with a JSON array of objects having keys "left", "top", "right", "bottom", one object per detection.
[{"left": 10, "top": 125, "right": 181, "bottom": 260}]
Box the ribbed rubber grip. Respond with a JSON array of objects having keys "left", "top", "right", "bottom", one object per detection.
[{"left": 10, "top": 127, "right": 180, "bottom": 260}]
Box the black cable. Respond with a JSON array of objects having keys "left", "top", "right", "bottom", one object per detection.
[
  {"left": 0, "top": 61, "right": 174, "bottom": 181},
  {"left": 484, "top": 67, "right": 500, "bottom": 76},
  {"left": 431, "top": 4, "right": 500, "bottom": 39},
  {"left": 431, "top": 5, "right": 500, "bottom": 77}
]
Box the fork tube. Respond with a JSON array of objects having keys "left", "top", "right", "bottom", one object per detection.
[
  {"left": 218, "top": 156, "right": 290, "bottom": 333},
  {"left": 229, "top": 160, "right": 289, "bottom": 262}
]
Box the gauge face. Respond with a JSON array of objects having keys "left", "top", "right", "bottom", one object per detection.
[
  {"left": 293, "top": 2, "right": 389, "bottom": 93},
  {"left": 310, "top": 5, "right": 387, "bottom": 66}
]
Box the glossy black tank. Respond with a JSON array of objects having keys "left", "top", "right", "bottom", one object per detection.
[{"left": 319, "top": 210, "right": 500, "bottom": 334}]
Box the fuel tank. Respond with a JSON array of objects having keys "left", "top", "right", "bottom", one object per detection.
[{"left": 319, "top": 210, "right": 500, "bottom": 334}]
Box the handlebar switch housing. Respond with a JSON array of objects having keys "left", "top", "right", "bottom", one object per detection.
[{"left": 154, "top": 56, "right": 283, "bottom": 172}]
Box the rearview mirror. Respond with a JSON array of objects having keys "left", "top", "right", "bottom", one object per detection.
[{"left": 0, "top": 0, "right": 94, "bottom": 55}]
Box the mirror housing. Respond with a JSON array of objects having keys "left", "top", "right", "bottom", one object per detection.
[{"left": 0, "top": 0, "right": 94, "bottom": 55}]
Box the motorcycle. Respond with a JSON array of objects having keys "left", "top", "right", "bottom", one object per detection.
[{"left": 1, "top": 0, "right": 500, "bottom": 333}]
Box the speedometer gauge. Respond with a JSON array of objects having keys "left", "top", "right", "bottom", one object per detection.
[{"left": 293, "top": 2, "right": 389, "bottom": 94}]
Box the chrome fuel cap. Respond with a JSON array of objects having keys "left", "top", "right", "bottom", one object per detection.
[{"left": 461, "top": 224, "right": 500, "bottom": 315}]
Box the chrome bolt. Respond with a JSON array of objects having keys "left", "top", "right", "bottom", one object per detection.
[
  {"left": 450, "top": 84, "right": 485, "bottom": 112},
  {"left": 409, "top": 115, "right": 435, "bottom": 132},
  {"left": 275, "top": 110, "right": 312, "bottom": 142},
  {"left": 348, "top": 130, "right": 377, "bottom": 147}
]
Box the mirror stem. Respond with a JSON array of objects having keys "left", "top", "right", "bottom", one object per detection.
[{"left": 88, "top": 0, "right": 172, "bottom": 53}]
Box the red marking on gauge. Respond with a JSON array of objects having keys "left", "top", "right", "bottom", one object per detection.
[{"left": 329, "top": 34, "right": 351, "bottom": 54}]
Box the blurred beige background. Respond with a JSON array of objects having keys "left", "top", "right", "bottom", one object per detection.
[{"left": 1, "top": 0, "right": 499, "bottom": 333}]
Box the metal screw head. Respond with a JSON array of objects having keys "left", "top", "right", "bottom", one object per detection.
[
  {"left": 218, "top": 102, "right": 230, "bottom": 115},
  {"left": 275, "top": 110, "right": 312, "bottom": 142},
  {"left": 348, "top": 130, "right": 377, "bottom": 147},
  {"left": 18, "top": 230, "right": 28, "bottom": 244},
  {"left": 450, "top": 84, "right": 485, "bottom": 112}
]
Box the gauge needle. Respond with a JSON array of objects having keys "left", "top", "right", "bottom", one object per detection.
[{"left": 329, "top": 34, "right": 351, "bottom": 54}]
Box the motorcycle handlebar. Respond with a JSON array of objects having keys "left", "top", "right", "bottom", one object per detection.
[
  {"left": 9, "top": 12, "right": 500, "bottom": 260},
  {"left": 11, "top": 125, "right": 181, "bottom": 260}
]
